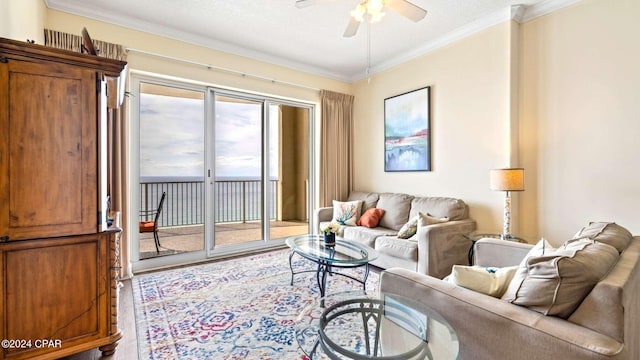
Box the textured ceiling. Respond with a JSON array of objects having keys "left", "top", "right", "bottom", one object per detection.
[{"left": 44, "top": 0, "right": 579, "bottom": 82}]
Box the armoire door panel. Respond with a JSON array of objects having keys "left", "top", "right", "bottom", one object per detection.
[
  {"left": 2, "top": 60, "right": 97, "bottom": 240},
  {"left": 1, "top": 235, "right": 108, "bottom": 358}
]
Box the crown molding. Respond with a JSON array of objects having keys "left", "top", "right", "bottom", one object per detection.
[
  {"left": 46, "top": 0, "right": 584, "bottom": 84},
  {"left": 352, "top": 4, "right": 514, "bottom": 81},
  {"left": 511, "top": 4, "right": 527, "bottom": 23},
  {"left": 351, "top": 0, "right": 584, "bottom": 81},
  {"left": 520, "top": 0, "right": 583, "bottom": 22},
  {"left": 44, "top": 0, "right": 352, "bottom": 82}
]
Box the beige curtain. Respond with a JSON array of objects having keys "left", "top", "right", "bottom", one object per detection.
[
  {"left": 43, "top": 29, "right": 127, "bottom": 60},
  {"left": 319, "top": 90, "right": 355, "bottom": 207},
  {"left": 109, "top": 104, "right": 130, "bottom": 278}
]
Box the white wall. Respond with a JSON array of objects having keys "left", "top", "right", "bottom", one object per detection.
[
  {"left": 0, "top": 0, "right": 46, "bottom": 43},
  {"left": 352, "top": 0, "right": 640, "bottom": 244},
  {"left": 519, "top": 0, "right": 640, "bottom": 243},
  {"left": 352, "top": 22, "right": 516, "bottom": 235},
  {"left": 44, "top": 10, "right": 350, "bottom": 102}
]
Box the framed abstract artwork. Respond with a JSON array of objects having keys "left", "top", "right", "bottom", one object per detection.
[{"left": 384, "top": 86, "right": 431, "bottom": 172}]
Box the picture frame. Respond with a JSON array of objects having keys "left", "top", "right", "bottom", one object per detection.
[{"left": 384, "top": 86, "right": 431, "bottom": 172}]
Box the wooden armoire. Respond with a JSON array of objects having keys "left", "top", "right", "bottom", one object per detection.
[{"left": 0, "top": 38, "right": 126, "bottom": 359}]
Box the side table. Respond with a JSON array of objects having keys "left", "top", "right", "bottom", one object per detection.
[
  {"left": 463, "top": 233, "right": 527, "bottom": 265},
  {"left": 296, "top": 292, "right": 459, "bottom": 359}
]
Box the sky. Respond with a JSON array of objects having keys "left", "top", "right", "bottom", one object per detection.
[
  {"left": 384, "top": 87, "right": 430, "bottom": 138},
  {"left": 139, "top": 93, "right": 278, "bottom": 179}
]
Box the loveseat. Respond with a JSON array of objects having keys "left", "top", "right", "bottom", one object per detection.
[
  {"left": 314, "top": 191, "right": 476, "bottom": 278},
  {"left": 379, "top": 222, "right": 640, "bottom": 359}
]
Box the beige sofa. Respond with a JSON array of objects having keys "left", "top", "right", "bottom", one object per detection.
[
  {"left": 314, "top": 191, "right": 476, "bottom": 278},
  {"left": 379, "top": 226, "right": 640, "bottom": 359}
]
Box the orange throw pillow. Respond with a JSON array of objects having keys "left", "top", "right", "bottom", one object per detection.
[{"left": 357, "top": 208, "right": 385, "bottom": 228}]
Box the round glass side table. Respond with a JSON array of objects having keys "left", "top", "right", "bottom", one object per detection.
[{"left": 296, "top": 291, "right": 459, "bottom": 360}]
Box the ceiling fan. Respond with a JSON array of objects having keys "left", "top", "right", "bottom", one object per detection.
[{"left": 295, "top": 0, "right": 427, "bottom": 37}]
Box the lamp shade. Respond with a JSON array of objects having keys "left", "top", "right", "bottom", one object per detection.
[{"left": 490, "top": 168, "right": 524, "bottom": 191}]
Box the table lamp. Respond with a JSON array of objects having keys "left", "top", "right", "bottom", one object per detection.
[{"left": 490, "top": 168, "right": 524, "bottom": 240}]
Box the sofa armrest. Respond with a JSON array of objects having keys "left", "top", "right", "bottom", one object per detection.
[
  {"left": 313, "top": 207, "right": 333, "bottom": 233},
  {"left": 474, "top": 238, "right": 533, "bottom": 267},
  {"left": 415, "top": 219, "right": 476, "bottom": 278},
  {"left": 379, "top": 268, "right": 624, "bottom": 360}
]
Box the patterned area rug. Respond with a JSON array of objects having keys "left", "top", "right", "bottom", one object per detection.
[{"left": 132, "top": 249, "right": 379, "bottom": 359}]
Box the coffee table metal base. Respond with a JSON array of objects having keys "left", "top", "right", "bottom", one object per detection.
[
  {"left": 296, "top": 293, "right": 459, "bottom": 360},
  {"left": 318, "top": 298, "right": 432, "bottom": 360},
  {"left": 289, "top": 250, "right": 371, "bottom": 306}
]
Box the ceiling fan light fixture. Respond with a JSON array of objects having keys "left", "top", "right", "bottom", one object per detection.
[
  {"left": 350, "top": 3, "right": 366, "bottom": 22},
  {"left": 367, "top": 0, "right": 384, "bottom": 13},
  {"left": 351, "top": 0, "right": 385, "bottom": 23},
  {"left": 370, "top": 11, "right": 385, "bottom": 23}
]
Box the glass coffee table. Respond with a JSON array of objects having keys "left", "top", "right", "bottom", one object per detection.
[
  {"left": 286, "top": 234, "right": 378, "bottom": 306},
  {"left": 296, "top": 292, "right": 459, "bottom": 359}
]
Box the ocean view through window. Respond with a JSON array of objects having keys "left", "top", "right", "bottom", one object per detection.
[
  {"left": 138, "top": 82, "right": 206, "bottom": 258},
  {"left": 139, "top": 175, "right": 279, "bottom": 226},
  {"left": 133, "top": 75, "right": 312, "bottom": 267}
]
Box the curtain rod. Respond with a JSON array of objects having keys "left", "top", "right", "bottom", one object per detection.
[{"left": 125, "top": 47, "right": 320, "bottom": 92}]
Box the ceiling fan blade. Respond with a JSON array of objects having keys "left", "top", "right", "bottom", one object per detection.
[
  {"left": 385, "top": 0, "right": 427, "bottom": 22},
  {"left": 343, "top": 17, "right": 361, "bottom": 37},
  {"left": 295, "top": 0, "right": 318, "bottom": 8}
]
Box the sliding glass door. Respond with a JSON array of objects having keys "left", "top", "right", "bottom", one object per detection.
[
  {"left": 131, "top": 73, "right": 313, "bottom": 271},
  {"left": 211, "top": 92, "right": 310, "bottom": 251},
  {"left": 137, "top": 82, "right": 206, "bottom": 260},
  {"left": 213, "top": 94, "right": 265, "bottom": 246}
]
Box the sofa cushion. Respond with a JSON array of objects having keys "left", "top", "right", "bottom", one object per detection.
[
  {"left": 332, "top": 200, "right": 362, "bottom": 226},
  {"left": 375, "top": 236, "right": 418, "bottom": 261},
  {"left": 573, "top": 221, "right": 632, "bottom": 253},
  {"left": 347, "top": 191, "right": 379, "bottom": 212},
  {"left": 409, "top": 197, "right": 468, "bottom": 221},
  {"left": 418, "top": 212, "right": 450, "bottom": 227},
  {"left": 568, "top": 237, "right": 640, "bottom": 342},
  {"left": 502, "top": 238, "right": 619, "bottom": 318},
  {"left": 448, "top": 265, "right": 518, "bottom": 298},
  {"left": 397, "top": 212, "right": 449, "bottom": 239},
  {"left": 376, "top": 193, "right": 414, "bottom": 231},
  {"left": 357, "top": 208, "right": 385, "bottom": 228},
  {"left": 343, "top": 226, "right": 397, "bottom": 248}
]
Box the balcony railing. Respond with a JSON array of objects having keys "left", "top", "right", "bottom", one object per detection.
[{"left": 140, "top": 179, "right": 279, "bottom": 227}]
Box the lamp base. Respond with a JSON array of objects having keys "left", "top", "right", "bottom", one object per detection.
[
  {"left": 502, "top": 192, "right": 512, "bottom": 239},
  {"left": 500, "top": 233, "right": 514, "bottom": 241}
]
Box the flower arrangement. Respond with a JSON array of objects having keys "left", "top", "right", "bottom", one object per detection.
[{"left": 320, "top": 222, "right": 340, "bottom": 235}]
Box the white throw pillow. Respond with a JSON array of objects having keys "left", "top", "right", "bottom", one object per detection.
[
  {"left": 448, "top": 265, "right": 518, "bottom": 297},
  {"left": 332, "top": 200, "right": 363, "bottom": 226}
]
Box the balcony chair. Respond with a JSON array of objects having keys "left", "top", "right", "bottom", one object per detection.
[{"left": 139, "top": 191, "right": 166, "bottom": 253}]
